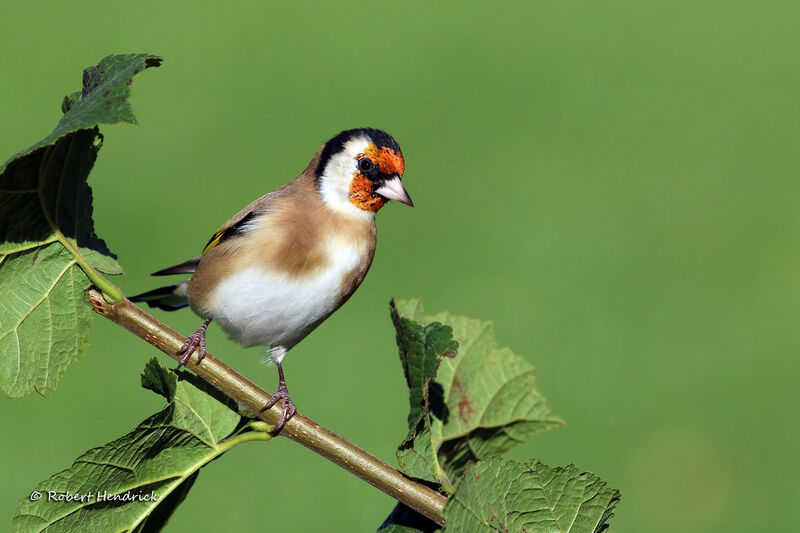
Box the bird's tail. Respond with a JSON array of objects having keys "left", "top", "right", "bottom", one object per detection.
[
  {"left": 129, "top": 257, "right": 200, "bottom": 311},
  {"left": 129, "top": 282, "right": 190, "bottom": 311}
]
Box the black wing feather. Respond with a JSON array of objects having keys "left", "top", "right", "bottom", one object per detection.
[{"left": 202, "top": 211, "right": 259, "bottom": 255}]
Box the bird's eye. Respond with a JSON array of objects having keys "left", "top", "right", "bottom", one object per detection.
[{"left": 357, "top": 158, "right": 373, "bottom": 173}]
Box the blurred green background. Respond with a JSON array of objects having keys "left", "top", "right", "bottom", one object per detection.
[{"left": 2, "top": 1, "right": 798, "bottom": 531}]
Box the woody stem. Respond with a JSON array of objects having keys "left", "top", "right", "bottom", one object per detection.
[{"left": 86, "top": 289, "right": 447, "bottom": 526}]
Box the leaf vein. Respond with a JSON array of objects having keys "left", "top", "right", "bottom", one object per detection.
[
  {"left": 1, "top": 256, "right": 76, "bottom": 337},
  {"left": 173, "top": 397, "right": 216, "bottom": 446}
]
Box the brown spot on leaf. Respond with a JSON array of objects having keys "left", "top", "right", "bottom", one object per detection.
[
  {"left": 524, "top": 462, "right": 538, "bottom": 475},
  {"left": 453, "top": 378, "right": 475, "bottom": 422},
  {"left": 458, "top": 395, "right": 475, "bottom": 422}
]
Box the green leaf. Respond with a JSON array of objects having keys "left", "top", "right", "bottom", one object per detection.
[
  {"left": 392, "top": 299, "right": 565, "bottom": 485},
  {"left": 0, "top": 243, "right": 89, "bottom": 397},
  {"left": 140, "top": 357, "right": 177, "bottom": 400},
  {"left": 0, "top": 53, "right": 160, "bottom": 397},
  {"left": 379, "top": 527, "right": 428, "bottom": 533},
  {"left": 12, "top": 359, "right": 266, "bottom": 533},
  {"left": 3, "top": 53, "right": 163, "bottom": 167},
  {"left": 169, "top": 371, "right": 243, "bottom": 445},
  {"left": 131, "top": 472, "right": 199, "bottom": 533},
  {"left": 391, "top": 300, "right": 458, "bottom": 482},
  {"left": 392, "top": 302, "right": 457, "bottom": 434},
  {"left": 396, "top": 418, "right": 440, "bottom": 483},
  {"left": 443, "top": 458, "right": 620, "bottom": 533},
  {"left": 378, "top": 502, "right": 439, "bottom": 533}
]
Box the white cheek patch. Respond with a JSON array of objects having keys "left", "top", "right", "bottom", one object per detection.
[{"left": 318, "top": 136, "right": 375, "bottom": 222}]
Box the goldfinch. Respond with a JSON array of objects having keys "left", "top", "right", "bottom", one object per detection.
[{"left": 131, "top": 128, "right": 413, "bottom": 433}]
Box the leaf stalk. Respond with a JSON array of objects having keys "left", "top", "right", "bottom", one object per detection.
[{"left": 36, "top": 145, "right": 125, "bottom": 303}]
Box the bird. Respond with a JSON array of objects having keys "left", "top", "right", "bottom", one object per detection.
[{"left": 130, "top": 128, "right": 413, "bottom": 433}]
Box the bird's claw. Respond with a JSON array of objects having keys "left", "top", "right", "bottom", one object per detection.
[
  {"left": 177, "top": 328, "right": 207, "bottom": 367},
  {"left": 262, "top": 383, "right": 297, "bottom": 434}
]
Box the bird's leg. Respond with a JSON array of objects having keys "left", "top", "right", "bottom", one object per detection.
[
  {"left": 262, "top": 361, "right": 297, "bottom": 434},
  {"left": 261, "top": 346, "right": 297, "bottom": 434},
  {"left": 176, "top": 318, "right": 212, "bottom": 367}
]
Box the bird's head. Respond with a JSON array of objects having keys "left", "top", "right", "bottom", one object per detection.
[{"left": 315, "top": 128, "right": 413, "bottom": 218}]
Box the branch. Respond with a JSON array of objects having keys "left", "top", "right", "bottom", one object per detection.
[{"left": 87, "top": 289, "right": 447, "bottom": 526}]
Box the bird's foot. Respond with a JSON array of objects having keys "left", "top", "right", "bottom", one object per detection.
[
  {"left": 177, "top": 319, "right": 211, "bottom": 367},
  {"left": 261, "top": 382, "right": 297, "bottom": 435}
]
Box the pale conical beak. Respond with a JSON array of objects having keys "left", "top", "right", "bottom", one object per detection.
[{"left": 375, "top": 175, "right": 414, "bottom": 207}]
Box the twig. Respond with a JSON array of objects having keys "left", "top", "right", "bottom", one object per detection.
[{"left": 87, "top": 289, "right": 447, "bottom": 526}]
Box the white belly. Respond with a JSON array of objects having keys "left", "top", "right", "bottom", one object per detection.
[{"left": 206, "top": 240, "right": 366, "bottom": 349}]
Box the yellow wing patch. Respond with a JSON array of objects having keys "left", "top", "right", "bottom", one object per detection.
[
  {"left": 201, "top": 211, "right": 259, "bottom": 256},
  {"left": 202, "top": 225, "right": 228, "bottom": 256}
]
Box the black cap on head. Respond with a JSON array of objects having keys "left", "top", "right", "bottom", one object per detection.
[{"left": 315, "top": 128, "right": 401, "bottom": 179}]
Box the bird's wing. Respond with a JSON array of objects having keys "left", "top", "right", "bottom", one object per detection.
[
  {"left": 201, "top": 147, "right": 326, "bottom": 257},
  {"left": 202, "top": 210, "right": 261, "bottom": 256},
  {"left": 149, "top": 211, "right": 261, "bottom": 275},
  {"left": 200, "top": 186, "right": 291, "bottom": 256}
]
